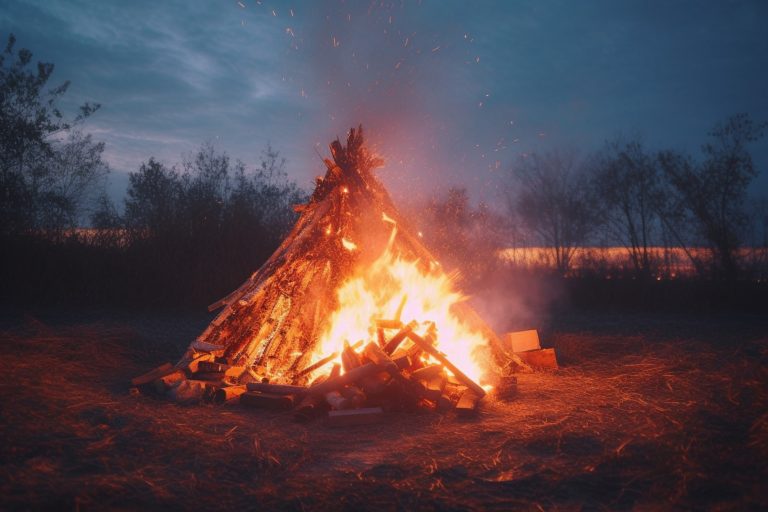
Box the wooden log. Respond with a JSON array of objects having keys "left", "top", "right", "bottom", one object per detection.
[
  {"left": 362, "top": 342, "right": 427, "bottom": 400},
  {"left": 341, "top": 341, "right": 362, "bottom": 372},
  {"left": 191, "top": 340, "right": 226, "bottom": 353},
  {"left": 392, "top": 353, "right": 412, "bottom": 371},
  {"left": 296, "top": 351, "right": 338, "bottom": 378},
  {"left": 410, "top": 364, "right": 444, "bottom": 382},
  {"left": 374, "top": 319, "right": 403, "bottom": 330},
  {"left": 198, "top": 361, "right": 229, "bottom": 373},
  {"left": 308, "top": 363, "right": 385, "bottom": 396},
  {"left": 455, "top": 390, "right": 481, "bottom": 416},
  {"left": 193, "top": 371, "right": 225, "bottom": 382},
  {"left": 383, "top": 320, "right": 418, "bottom": 354},
  {"left": 246, "top": 382, "right": 308, "bottom": 396},
  {"left": 515, "top": 348, "right": 558, "bottom": 370},
  {"left": 184, "top": 353, "right": 215, "bottom": 374},
  {"left": 213, "top": 385, "right": 247, "bottom": 404},
  {"left": 326, "top": 407, "right": 384, "bottom": 427},
  {"left": 324, "top": 390, "right": 348, "bottom": 410},
  {"left": 131, "top": 363, "right": 173, "bottom": 387},
  {"left": 405, "top": 331, "right": 486, "bottom": 398},
  {"left": 240, "top": 392, "right": 294, "bottom": 410},
  {"left": 153, "top": 369, "right": 186, "bottom": 393},
  {"left": 423, "top": 374, "right": 446, "bottom": 402},
  {"left": 377, "top": 328, "right": 386, "bottom": 347},
  {"left": 169, "top": 380, "right": 214, "bottom": 404},
  {"left": 293, "top": 393, "right": 329, "bottom": 423}
]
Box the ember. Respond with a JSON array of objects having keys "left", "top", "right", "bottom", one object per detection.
[{"left": 133, "top": 126, "right": 532, "bottom": 420}]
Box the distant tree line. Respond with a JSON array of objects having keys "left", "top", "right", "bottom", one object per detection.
[
  {"left": 0, "top": 34, "right": 305, "bottom": 308},
  {"left": 1, "top": 33, "right": 766, "bottom": 312},
  {"left": 500, "top": 114, "right": 767, "bottom": 282}
]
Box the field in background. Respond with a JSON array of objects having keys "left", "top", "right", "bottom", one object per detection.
[{"left": 499, "top": 246, "right": 768, "bottom": 278}]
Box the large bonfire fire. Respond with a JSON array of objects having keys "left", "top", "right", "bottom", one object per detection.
[
  {"left": 314, "top": 223, "right": 489, "bottom": 387},
  {"left": 134, "top": 127, "right": 530, "bottom": 420}
]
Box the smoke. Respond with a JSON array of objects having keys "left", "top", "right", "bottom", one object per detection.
[{"left": 296, "top": 2, "right": 496, "bottom": 201}]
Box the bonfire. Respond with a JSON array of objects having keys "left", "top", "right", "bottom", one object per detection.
[{"left": 133, "top": 126, "right": 542, "bottom": 424}]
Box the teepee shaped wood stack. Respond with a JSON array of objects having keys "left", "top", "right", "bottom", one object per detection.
[{"left": 174, "top": 126, "right": 528, "bottom": 386}]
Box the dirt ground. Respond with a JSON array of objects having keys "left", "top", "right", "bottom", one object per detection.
[{"left": 1, "top": 310, "right": 766, "bottom": 511}]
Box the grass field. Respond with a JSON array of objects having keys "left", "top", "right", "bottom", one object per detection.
[{"left": 1, "top": 310, "right": 766, "bottom": 510}]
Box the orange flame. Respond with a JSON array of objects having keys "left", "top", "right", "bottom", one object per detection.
[{"left": 313, "top": 226, "right": 489, "bottom": 384}]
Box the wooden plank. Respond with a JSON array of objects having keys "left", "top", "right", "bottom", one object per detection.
[
  {"left": 326, "top": 407, "right": 384, "bottom": 427},
  {"left": 405, "top": 331, "right": 486, "bottom": 398},
  {"left": 383, "top": 320, "right": 418, "bottom": 354},
  {"left": 515, "top": 348, "right": 558, "bottom": 370},
  {"left": 213, "top": 385, "right": 247, "bottom": 404},
  {"left": 240, "top": 392, "right": 295, "bottom": 410},
  {"left": 246, "top": 382, "right": 308, "bottom": 395},
  {"left": 152, "top": 369, "right": 186, "bottom": 393},
  {"left": 455, "top": 390, "right": 481, "bottom": 416},
  {"left": 308, "top": 363, "right": 385, "bottom": 396},
  {"left": 131, "top": 363, "right": 173, "bottom": 387},
  {"left": 504, "top": 329, "right": 540, "bottom": 353}
]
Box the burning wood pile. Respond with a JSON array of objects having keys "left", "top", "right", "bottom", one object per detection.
[
  {"left": 132, "top": 125, "right": 534, "bottom": 424},
  {"left": 132, "top": 314, "right": 520, "bottom": 424}
]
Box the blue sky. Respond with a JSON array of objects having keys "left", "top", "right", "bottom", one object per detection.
[{"left": 3, "top": 0, "right": 768, "bottom": 207}]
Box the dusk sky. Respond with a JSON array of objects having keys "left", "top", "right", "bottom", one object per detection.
[{"left": 4, "top": 0, "right": 768, "bottom": 208}]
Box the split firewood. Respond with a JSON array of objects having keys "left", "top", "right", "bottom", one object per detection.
[
  {"left": 455, "top": 390, "right": 481, "bottom": 416},
  {"left": 326, "top": 407, "right": 384, "bottom": 427},
  {"left": 246, "top": 382, "right": 307, "bottom": 396},
  {"left": 341, "top": 341, "right": 362, "bottom": 371},
  {"left": 153, "top": 369, "right": 186, "bottom": 393},
  {"left": 377, "top": 328, "right": 386, "bottom": 347},
  {"left": 293, "top": 393, "right": 329, "bottom": 422},
  {"left": 184, "top": 353, "right": 215, "bottom": 374},
  {"left": 324, "top": 390, "right": 349, "bottom": 410},
  {"left": 169, "top": 380, "right": 214, "bottom": 404},
  {"left": 405, "top": 331, "right": 486, "bottom": 398},
  {"left": 362, "top": 342, "right": 428, "bottom": 399},
  {"left": 329, "top": 363, "right": 341, "bottom": 379},
  {"left": 131, "top": 363, "right": 174, "bottom": 387},
  {"left": 375, "top": 319, "right": 403, "bottom": 330},
  {"left": 410, "top": 364, "right": 444, "bottom": 382},
  {"left": 191, "top": 340, "right": 226, "bottom": 353},
  {"left": 240, "top": 392, "right": 294, "bottom": 410},
  {"left": 296, "top": 351, "right": 338, "bottom": 378},
  {"left": 213, "top": 385, "right": 247, "bottom": 404},
  {"left": 391, "top": 352, "right": 412, "bottom": 370},
  {"left": 515, "top": 348, "right": 558, "bottom": 370},
  {"left": 308, "top": 362, "right": 385, "bottom": 396},
  {"left": 193, "top": 371, "right": 225, "bottom": 382},
  {"left": 423, "top": 374, "right": 447, "bottom": 402},
  {"left": 383, "top": 320, "right": 418, "bottom": 354},
  {"left": 198, "top": 361, "right": 229, "bottom": 373}
]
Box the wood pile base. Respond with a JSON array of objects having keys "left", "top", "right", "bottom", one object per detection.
[{"left": 130, "top": 316, "right": 543, "bottom": 422}]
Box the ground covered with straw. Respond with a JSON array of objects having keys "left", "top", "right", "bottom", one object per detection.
[{"left": 1, "top": 310, "right": 766, "bottom": 510}]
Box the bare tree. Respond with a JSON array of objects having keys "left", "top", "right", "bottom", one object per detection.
[
  {"left": 592, "top": 138, "right": 664, "bottom": 278},
  {"left": 0, "top": 33, "right": 101, "bottom": 234},
  {"left": 658, "top": 113, "right": 766, "bottom": 279},
  {"left": 505, "top": 150, "right": 597, "bottom": 275}
]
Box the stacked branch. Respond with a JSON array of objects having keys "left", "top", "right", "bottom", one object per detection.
[{"left": 133, "top": 314, "right": 510, "bottom": 420}]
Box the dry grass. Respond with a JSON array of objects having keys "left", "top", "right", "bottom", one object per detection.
[{"left": 1, "top": 311, "right": 766, "bottom": 510}]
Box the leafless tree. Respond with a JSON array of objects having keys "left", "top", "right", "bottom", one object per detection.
[
  {"left": 592, "top": 138, "right": 665, "bottom": 278},
  {"left": 658, "top": 113, "right": 766, "bottom": 279},
  {"left": 505, "top": 150, "right": 597, "bottom": 275}
]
